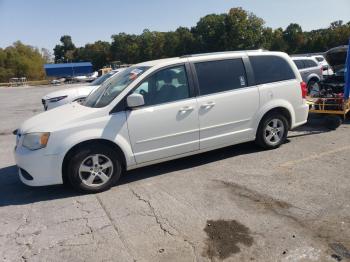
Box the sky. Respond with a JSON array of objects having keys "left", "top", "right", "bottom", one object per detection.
[{"left": 0, "top": 0, "right": 349, "bottom": 50}]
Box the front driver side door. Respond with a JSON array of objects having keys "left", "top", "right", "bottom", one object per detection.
[{"left": 126, "top": 64, "right": 199, "bottom": 164}]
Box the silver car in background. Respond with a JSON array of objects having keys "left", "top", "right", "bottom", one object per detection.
[{"left": 292, "top": 57, "right": 323, "bottom": 94}]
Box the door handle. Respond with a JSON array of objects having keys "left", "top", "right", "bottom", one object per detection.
[
  {"left": 201, "top": 102, "right": 216, "bottom": 108},
  {"left": 179, "top": 106, "right": 194, "bottom": 112}
]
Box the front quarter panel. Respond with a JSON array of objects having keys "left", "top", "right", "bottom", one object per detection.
[{"left": 46, "top": 112, "right": 135, "bottom": 169}]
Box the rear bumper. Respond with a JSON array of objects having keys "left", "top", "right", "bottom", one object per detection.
[
  {"left": 292, "top": 103, "right": 309, "bottom": 129},
  {"left": 14, "top": 146, "right": 63, "bottom": 186}
]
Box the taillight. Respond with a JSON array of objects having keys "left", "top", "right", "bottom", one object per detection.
[{"left": 300, "top": 82, "right": 307, "bottom": 98}]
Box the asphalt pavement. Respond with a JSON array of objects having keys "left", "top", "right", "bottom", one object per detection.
[{"left": 1, "top": 85, "right": 350, "bottom": 262}]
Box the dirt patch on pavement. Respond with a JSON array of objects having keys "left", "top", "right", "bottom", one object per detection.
[
  {"left": 330, "top": 243, "right": 350, "bottom": 259},
  {"left": 216, "top": 180, "right": 293, "bottom": 213},
  {"left": 0, "top": 130, "right": 13, "bottom": 136},
  {"left": 215, "top": 180, "right": 350, "bottom": 261},
  {"left": 203, "top": 219, "right": 253, "bottom": 260}
]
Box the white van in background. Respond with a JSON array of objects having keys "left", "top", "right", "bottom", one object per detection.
[
  {"left": 42, "top": 69, "right": 125, "bottom": 110},
  {"left": 15, "top": 50, "right": 308, "bottom": 193}
]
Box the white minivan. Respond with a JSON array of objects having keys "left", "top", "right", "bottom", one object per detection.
[{"left": 14, "top": 51, "right": 309, "bottom": 193}]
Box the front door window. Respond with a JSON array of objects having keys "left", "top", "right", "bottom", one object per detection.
[{"left": 133, "top": 65, "right": 190, "bottom": 106}]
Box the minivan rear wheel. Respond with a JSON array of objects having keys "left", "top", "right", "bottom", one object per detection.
[
  {"left": 67, "top": 144, "right": 122, "bottom": 193},
  {"left": 256, "top": 113, "right": 289, "bottom": 149}
]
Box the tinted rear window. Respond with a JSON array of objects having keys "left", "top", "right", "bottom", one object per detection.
[
  {"left": 315, "top": 57, "right": 324, "bottom": 62},
  {"left": 195, "top": 59, "right": 248, "bottom": 96},
  {"left": 250, "top": 55, "right": 296, "bottom": 85}
]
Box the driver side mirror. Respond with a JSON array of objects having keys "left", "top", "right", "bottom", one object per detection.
[{"left": 127, "top": 93, "right": 145, "bottom": 108}]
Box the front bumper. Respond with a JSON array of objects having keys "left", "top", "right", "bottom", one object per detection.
[{"left": 14, "top": 146, "right": 64, "bottom": 186}]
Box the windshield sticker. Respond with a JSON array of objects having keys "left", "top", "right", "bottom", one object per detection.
[{"left": 129, "top": 68, "right": 144, "bottom": 80}]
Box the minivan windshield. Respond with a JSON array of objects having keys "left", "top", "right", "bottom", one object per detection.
[{"left": 84, "top": 66, "right": 150, "bottom": 108}]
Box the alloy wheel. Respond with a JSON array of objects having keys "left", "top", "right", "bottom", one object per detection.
[
  {"left": 78, "top": 154, "right": 114, "bottom": 187},
  {"left": 264, "top": 119, "right": 285, "bottom": 146}
]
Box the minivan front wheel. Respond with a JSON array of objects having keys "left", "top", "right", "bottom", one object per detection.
[
  {"left": 67, "top": 144, "right": 122, "bottom": 193},
  {"left": 256, "top": 113, "right": 288, "bottom": 149}
]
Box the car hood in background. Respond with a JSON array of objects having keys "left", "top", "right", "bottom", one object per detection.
[
  {"left": 43, "top": 85, "right": 99, "bottom": 100},
  {"left": 19, "top": 103, "right": 101, "bottom": 134},
  {"left": 325, "top": 45, "right": 348, "bottom": 72}
]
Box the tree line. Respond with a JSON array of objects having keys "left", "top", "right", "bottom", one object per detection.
[
  {"left": 54, "top": 8, "right": 350, "bottom": 70},
  {"left": 1, "top": 7, "right": 349, "bottom": 82}
]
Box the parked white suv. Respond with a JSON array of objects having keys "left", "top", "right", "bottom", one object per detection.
[
  {"left": 14, "top": 51, "right": 309, "bottom": 193},
  {"left": 42, "top": 69, "right": 125, "bottom": 110}
]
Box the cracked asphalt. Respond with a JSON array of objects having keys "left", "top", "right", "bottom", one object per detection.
[{"left": 1, "top": 85, "right": 350, "bottom": 262}]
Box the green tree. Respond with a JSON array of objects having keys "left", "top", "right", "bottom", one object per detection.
[
  {"left": 74, "top": 41, "right": 111, "bottom": 70},
  {"left": 225, "top": 8, "right": 265, "bottom": 50},
  {"left": 283, "top": 23, "right": 305, "bottom": 53},
  {"left": 110, "top": 33, "right": 141, "bottom": 64},
  {"left": 174, "top": 27, "right": 196, "bottom": 55},
  {"left": 54, "top": 35, "right": 76, "bottom": 63},
  {"left": 270, "top": 28, "right": 288, "bottom": 52},
  {"left": 0, "top": 41, "right": 46, "bottom": 82},
  {"left": 193, "top": 14, "right": 227, "bottom": 52},
  {"left": 50, "top": 8, "right": 350, "bottom": 67}
]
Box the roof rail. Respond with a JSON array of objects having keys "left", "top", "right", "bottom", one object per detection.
[{"left": 180, "top": 49, "right": 267, "bottom": 58}]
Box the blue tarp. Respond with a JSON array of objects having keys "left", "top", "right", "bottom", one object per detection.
[
  {"left": 44, "top": 62, "right": 93, "bottom": 77},
  {"left": 345, "top": 40, "right": 350, "bottom": 99}
]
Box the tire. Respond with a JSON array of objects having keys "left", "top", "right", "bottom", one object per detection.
[
  {"left": 67, "top": 144, "right": 122, "bottom": 193},
  {"left": 325, "top": 115, "right": 342, "bottom": 130},
  {"left": 256, "top": 113, "right": 289, "bottom": 150}
]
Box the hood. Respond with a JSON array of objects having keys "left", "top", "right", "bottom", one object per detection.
[
  {"left": 43, "top": 85, "right": 97, "bottom": 100},
  {"left": 325, "top": 46, "right": 348, "bottom": 72},
  {"left": 75, "top": 85, "right": 99, "bottom": 97},
  {"left": 19, "top": 103, "right": 101, "bottom": 134}
]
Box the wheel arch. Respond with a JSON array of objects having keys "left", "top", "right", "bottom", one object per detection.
[
  {"left": 307, "top": 75, "right": 320, "bottom": 85},
  {"left": 260, "top": 107, "right": 292, "bottom": 129},
  {"left": 256, "top": 104, "right": 293, "bottom": 134},
  {"left": 61, "top": 139, "right": 127, "bottom": 184}
]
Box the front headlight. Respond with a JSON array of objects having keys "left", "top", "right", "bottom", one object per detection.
[
  {"left": 22, "top": 132, "right": 50, "bottom": 150},
  {"left": 47, "top": 96, "right": 67, "bottom": 103}
]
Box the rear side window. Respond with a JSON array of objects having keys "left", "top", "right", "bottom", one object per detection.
[
  {"left": 294, "top": 60, "right": 305, "bottom": 69},
  {"left": 250, "top": 56, "right": 296, "bottom": 85},
  {"left": 195, "top": 59, "right": 247, "bottom": 96},
  {"left": 133, "top": 65, "right": 190, "bottom": 106}
]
